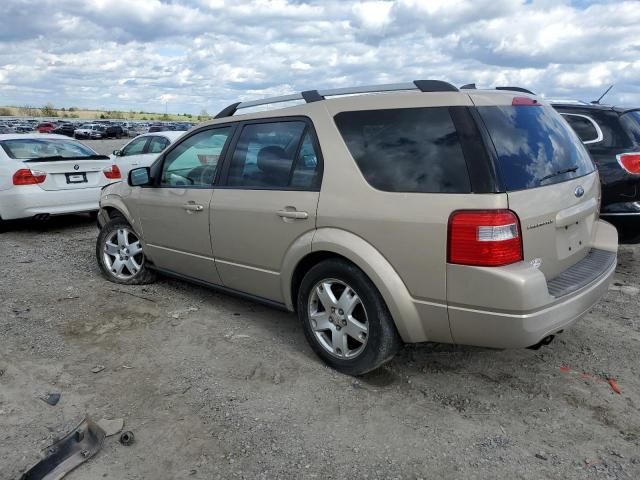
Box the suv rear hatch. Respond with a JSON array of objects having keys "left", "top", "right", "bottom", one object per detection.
[{"left": 472, "top": 93, "right": 599, "bottom": 280}]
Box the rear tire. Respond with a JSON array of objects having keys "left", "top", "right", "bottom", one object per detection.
[
  {"left": 297, "top": 259, "right": 401, "bottom": 375},
  {"left": 96, "top": 218, "right": 156, "bottom": 285}
]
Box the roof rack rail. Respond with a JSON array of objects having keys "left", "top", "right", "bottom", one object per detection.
[
  {"left": 460, "top": 84, "right": 536, "bottom": 95},
  {"left": 214, "top": 79, "right": 459, "bottom": 118},
  {"left": 495, "top": 86, "right": 536, "bottom": 95}
]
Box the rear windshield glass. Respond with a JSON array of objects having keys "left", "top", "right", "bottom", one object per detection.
[
  {"left": 620, "top": 111, "right": 640, "bottom": 145},
  {"left": 0, "top": 138, "right": 97, "bottom": 160},
  {"left": 334, "top": 107, "right": 471, "bottom": 193},
  {"left": 478, "top": 105, "right": 594, "bottom": 191}
]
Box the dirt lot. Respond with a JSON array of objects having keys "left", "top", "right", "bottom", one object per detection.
[{"left": 1, "top": 140, "right": 639, "bottom": 479}]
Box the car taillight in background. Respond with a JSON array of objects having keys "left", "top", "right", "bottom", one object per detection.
[
  {"left": 448, "top": 210, "right": 523, "bottom": 267},
  {"left": 616, "top": 153, "right": 640, "bottom": 174},
  {"left": 13, "top": 169, "right": 47, "bottom": 185},
  {"left": 103, "top": 165, "right": 121, "bottom": 179}
]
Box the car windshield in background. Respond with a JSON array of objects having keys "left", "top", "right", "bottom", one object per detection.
[
  {"left": 478, "top": 105, "right": 594, "bottom": 191},
  {"left": 0, "top": 138, "right": 97, "bottom": 160},
  {"left": 620, "top": 111, "right": 640, "bottom": 145}
]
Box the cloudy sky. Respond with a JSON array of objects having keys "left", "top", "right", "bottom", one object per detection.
[{"left": 0, "top": 0, "right": 639, "bottom": 115}]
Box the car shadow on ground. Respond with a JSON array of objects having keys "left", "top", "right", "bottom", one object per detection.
[{"left": 1, "top": 214, "right": 96, "bottom": 234}]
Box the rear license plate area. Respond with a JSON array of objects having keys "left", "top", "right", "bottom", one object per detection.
[{"left": 66, "top": 172, "right": 87, "bottom": 184}]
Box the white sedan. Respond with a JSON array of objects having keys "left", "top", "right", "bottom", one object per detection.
[
  {"left": 0, "top": 134, "right": 121, "bottom": 228},
  {"left": 110, "top": 131, "right": 184, "bottom": 179}
]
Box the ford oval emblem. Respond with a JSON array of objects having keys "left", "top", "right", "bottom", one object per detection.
[
  {"left": 574, "top": 186, "right": 584, "bottom": 198},
  {"left": 73, "top": 164, "right": 80, "bottom": 171}
]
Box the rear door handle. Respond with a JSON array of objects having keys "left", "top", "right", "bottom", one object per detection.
[
  {"left": 277, "top": 209, "right": 308, "bottom": 220},
  {"left": 183, "top": 204, "right": 204, "bottom": 212}
]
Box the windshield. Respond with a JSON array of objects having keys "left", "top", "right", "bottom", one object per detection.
[
  {"left": 477, "top": 105, "right": 595, "bottom": 191},
  {"left": 620, "top": 111, "right": 640, "bottom": 145},
  {"left": 0, "top": 138, "right": 97, "bottom": 160}
]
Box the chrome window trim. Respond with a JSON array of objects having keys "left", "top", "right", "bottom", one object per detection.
[{"left": 560, "top": 113, "right": 603, "bottom": 144}]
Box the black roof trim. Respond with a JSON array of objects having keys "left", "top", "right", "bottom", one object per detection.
[
  {"left": 413, "top": 80, "right": 459, "bottom": 93},
  {"left": 301, "top": 90, "right": 324, "bottom": 103},
  {"left": 495, "top": 86, "right": 536, "bottom": 95},
  {"left": 214, "top": 102, "right": 241, "bottom": 119}
]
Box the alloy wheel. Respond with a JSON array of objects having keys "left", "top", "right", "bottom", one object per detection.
[
  {"left": 102, "top": 227, "right": 144, "bottom": 280},
  {"left": 307, "top": 279, "right": 369, "bottom": 359}
]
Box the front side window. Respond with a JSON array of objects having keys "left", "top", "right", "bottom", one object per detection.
[
  {"left": 561, "top": 114, "right": 600, "bottom": 143},
  {"left": 122, "top": 137, "right": 148, "bottom": 156},
  {"left": 148, "top": 136, "right": 170, "bottom": 154},
  {"left": 226, "top": 121, "right": 319, "bottom": 189},
  {"left": 478, "top": 105, "right": 595, "bottom": 191},
  {"left": 161, "top": 127, "right": 232, "bottom": 187},
  {"left": 334, "top": 107, "right": 471, "bottom": 193}
]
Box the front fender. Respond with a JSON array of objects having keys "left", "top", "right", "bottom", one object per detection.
[
  {"left": 284, "top": 227, "right": 424, "bottom": 343},
  {"left": 99, "top": 185, "right": 140, "bottom": 236}
]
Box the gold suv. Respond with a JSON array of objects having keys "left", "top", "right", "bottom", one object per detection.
[{"left": 96, "top": 80, "right": 618, "bottom": 375}]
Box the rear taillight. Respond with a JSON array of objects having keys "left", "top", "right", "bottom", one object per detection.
[
  {"left": 103, "top": 164, "right": 121, "bottom": 179},
  {"left": 617, "top": 153, "right": 640, "bottom": 174},
  {"left": 448, "top": 210, "right": 523, "bottom": 267},
  {"left": 13, "top": 169, "right": 47, "bottom": 185}
]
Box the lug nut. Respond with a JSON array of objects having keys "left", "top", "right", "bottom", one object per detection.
[
  {"left": 341, "top": 319, "right": 347, "bottom": 326},
  {"left": 338, "top": 309, "right": 344, "bottom": 315}
]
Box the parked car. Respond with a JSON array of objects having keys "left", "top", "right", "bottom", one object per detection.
[
  {"left": 51, "top": 123, "right": 76, "bottom": 137},
  {"left": 0, "top": 125, "right": 15, "bottom": 134},
  {"left": 74, "top": 124, "right": 105, "bottom": 140},
  {"left": 552, "top": 101, "right": 640, "bottom": 226},
  {"left": 96, "top": 80, "right": 617, "bottom": 375},
  {"left": 103, "top": 125, "right": 125, "bottom": 139},
  {"left": 0, "top": 134, "right": 121, "bottom": 230},
  {"left": 148, "top": 124, "right": 167, "bottom": 133},
  {"left": 110, "top": 132, "right": 183, "bottom": 179},
  {"left": 14, "top": 124, "right": 33, "bottom": 133},
  {"left": 36, "top": 122, "right": 56, "bottom": 133}
]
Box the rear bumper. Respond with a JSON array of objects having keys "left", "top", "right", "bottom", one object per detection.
[
  {"left": 444, "top": 220, "right": 618, "bottom": 349},
  {"left": 447, "top": 257, "right": 615, "bottom": 348},
  {"left": 0, "top": 186, "right": 101, "bottom": 220},
  {"left": 600, "top": 200, "right": 640, "bottom": 216}
]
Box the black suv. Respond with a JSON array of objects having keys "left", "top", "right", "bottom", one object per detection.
[
  {"left": 552, "top": 102, "right": 640, "bottom": 236},
  {"left": 51, "top": 123, "right": 76, "bottom": 137},
  {"left": 102, "top": 125, "right": 124, "bottom": 139}
]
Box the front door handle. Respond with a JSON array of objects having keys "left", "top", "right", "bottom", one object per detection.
[
  {"left": 277, "top": 209, "right": 308, "bottom": 220},
  {"left": 183, "top": 204, "right": 204, "bottom": 212}
]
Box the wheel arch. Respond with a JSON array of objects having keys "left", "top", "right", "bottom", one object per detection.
[{"left": 282, "top": 227, "right": 424, "bottom": 342}]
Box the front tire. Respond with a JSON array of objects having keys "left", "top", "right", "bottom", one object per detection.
[
  {"left": 96, "top": 218, "right": 156, "bottom": 285},
  {"left": 297, "top": 259, "right": 401, "bottom": 375}
]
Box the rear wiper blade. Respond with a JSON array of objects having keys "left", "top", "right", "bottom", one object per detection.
[
  {"left": 539, "top": 165, "right": 578, "bottom": 183},
  {"left": 23, "top": 154, "right": 109, "bottom": 162}
]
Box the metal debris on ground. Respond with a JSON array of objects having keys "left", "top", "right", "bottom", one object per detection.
[
  {"left": 19, "top": 417, "right": 105, "bottom": 480},
  {"left": 91, "top": 365, "right": 105, "bottom": 373},
  {"left": 41, "top": 393, "right": 61, "bottom": 406},
  {"left": 119, "top": 431, "right": 135, "bottom": 446}
]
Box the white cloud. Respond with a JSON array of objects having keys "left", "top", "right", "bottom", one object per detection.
[{"left": 0, "top": 0, "right": 638, "bottom": 115}]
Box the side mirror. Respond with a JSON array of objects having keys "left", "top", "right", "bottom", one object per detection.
[
  {"left": 129, "top": 167, "right": 151, "bottom": 187},
  {"left": 113, "top": 149, "right": 123, "bottom": 156}
]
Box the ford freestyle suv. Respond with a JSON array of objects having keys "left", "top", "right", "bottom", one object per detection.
[{"left": 95, "top": 80, "right": 618, "bottom": 375}]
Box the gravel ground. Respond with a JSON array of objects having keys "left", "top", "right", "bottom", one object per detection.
[{"left": 1, "top": 141, "right": 639, "bottom": 479}]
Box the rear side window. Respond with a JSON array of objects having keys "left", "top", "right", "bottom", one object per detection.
[
  {"left": 478, "top": 105, "right": 594, "bottom": 191},
  {"left": 561, "top": 114, "right": 601, "bottom": 143},
  {"left": 334, "top": 107, "right": 471, "bottom": 193},
  {"left": 226, "top": 121, "right": 321, "bottom": 190},
  {"left": 620, "top": 111, "right": 640, "bottom": 145}
]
